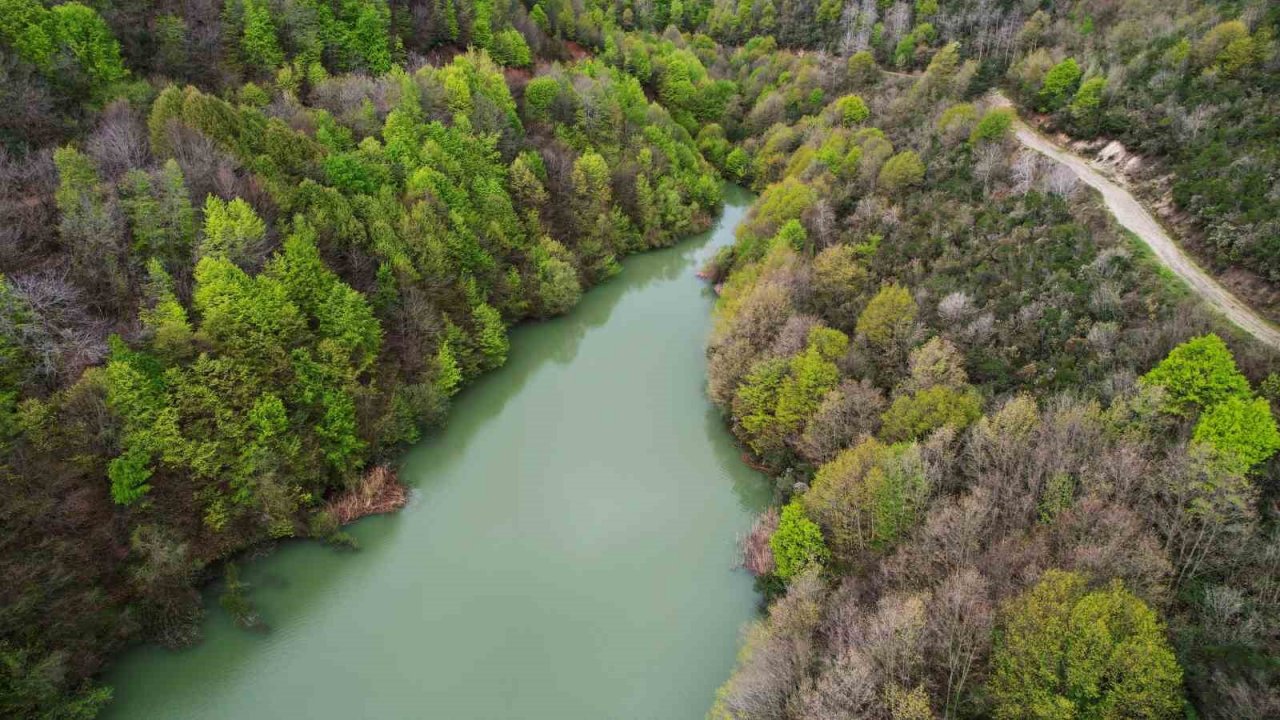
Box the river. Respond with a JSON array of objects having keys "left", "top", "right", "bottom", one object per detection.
[{"left": 102, "top": 184, "right": 769, "bottom": 719}]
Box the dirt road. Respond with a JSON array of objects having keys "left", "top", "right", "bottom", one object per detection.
[{"left": 993, "top": 93, "right": 1280, "bottom": 349}]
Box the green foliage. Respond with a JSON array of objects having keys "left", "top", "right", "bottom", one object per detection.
[
  {"left": 239, "top": 0, "right": 283, "bottom": 69},
  {"left": 877, "top": 150, "right": 925, "bottom": 194},
  {"left": 1038, "top": 57, "right": 1082, "bottom": 112},
  {"left": 120, "top": 161, "right": 196, "bottom": 270},
  {"left": 735, "top": 326, "right": 848, "bottom": 457},
  {"left": 1141, "top": 334, "right": 1250, "bottom": 415},
  {"left": 1192, "top": 395, "right": 1280, "bottom": 473},
  {"left": 832, "top": 94, "right": 869, "bottom": 126},
  {"left": 434, "top": 341, "right": 462, "bottom": 397},
  {"left": 0, "top": 0, "right": 126, "bottom": 97},
  {"left": 847, "top": 50, "right": 879, "bottom": 86},
  {"left": 1069, "top": 77, "right": 1106, "bottom": 131},
  {"left": 856, "top": 283, "right": 917, "bottom": 351},
  {"left": 0, "top": 642, "right": 112, "bottom": 719},
  {"left": 802, "top": 437, "right": 929, "bottom": 559},
  {"left": 490, "top": 29, "right": 532, "bottom": 68},
  {"left": 880, "top": 384, "right": 982, "bottom": 442},
  {"left": 769, "top": 500, "right": 829, "bottom": 580},
  {"left": 535, "top": 251, "right": 581, "bottom": 317},
  {"left": 201, "top": 196, "right": 266, "bottom": 265},
  {"left": 989, "top": 570, "right": 1184, "bottom": 720},
  {"left": 523, "top": 75, "right": 560, "bottom": 122},
  {"left": 108, "top": 444, "right": 153, "bottom": 505},
  {"left": 471, "top": 302, "right": 509, "bottom": 370},
  {"left": 970, "top": 108, "right": 1014, "bottom": 144}
]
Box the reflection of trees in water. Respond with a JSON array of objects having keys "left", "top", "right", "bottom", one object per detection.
[
  {"left": 703, "top": 404, "right": 774, "bottom": 514},
  {"left": 402, "top": 183, "right": 757, "bottom": 506}
]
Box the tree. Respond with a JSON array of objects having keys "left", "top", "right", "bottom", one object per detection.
[
  {"left": 120, "top": 160, "right": 196, "bottom": 271},
  {"left": 832, "top": 94, "right": 870, "bottom": 126},
  {"left": 1069, "top": 77, "right": 1106, "bottom": 132},
  {"left": 774, "top": 326, "right": 847, "bottom": 432},
  {"left": 1192, "top": 395, "right": 1280, "bottom": 473},
  {"left": 472, "top": 302, "right": 508, "bottom": 370},
  {"left": 54, "top": 145, "right": 125, "bottom": 302},
  {"left": 970, "top": 108, "right": 1014, "bottom": 145},
  {"left": 1038, "top": 57, "right": 1081, "bottom": 112},
  {"left": 736, "top": 326, "right": 847, "bottom": 458},
  {"left": 201, "top": 196, "right": 267, "bottom": 266},
  {"left": 857, "top": 283, "right": 918, "bottom": 358},
  {"left": 988, "top": 570, "right": 1184, "bottom": 720},
  {"left": 878, "top": 150, "right": 925, "bottom": 194},
  {"left": 536, "top": 255, "right": 580, "bottom": 316},
  {"left": 240, "top": 0, "right": 284, "bottom": 70},
  {"left": 347, "top": 0, "right": 393, "bottom": 74},
  {"left": 848, "top": 50, "right": 880, "bottom": 87},
  {"left": 47, "top": 2, "right": 127, "bottom": 88},
  {"left": 769, "top": 500, "right": 829, "bottom": 580},
  {"left": 109, "top": 444, "right": 153, "bottom": 505},
  {"left": 802, "top": 437, "right": 929, "bottom": 561},
  {"left": 880, "top": 384, "right": 982, "bottom": 442},
  {"left": 1141, "top": 334, "right": 1250, "bottom": 415},
  {"left": 490, "top": 29, "right": 532, "bottom": 68}
]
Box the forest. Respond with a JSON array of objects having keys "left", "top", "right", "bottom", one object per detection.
[{"left": 1, "top": 0, "right": 1278, "bottom": 718}]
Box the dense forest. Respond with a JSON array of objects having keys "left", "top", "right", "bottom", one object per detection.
[{"left": 1, "top": 0, "right": 1278, "bottom": 718}]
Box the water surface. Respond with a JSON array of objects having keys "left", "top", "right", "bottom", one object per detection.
[{"left": 103, "top": 184, "right": 767, "bottom": 719}]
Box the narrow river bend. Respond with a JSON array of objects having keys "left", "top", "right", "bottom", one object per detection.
[{"left": 103, "top": 184, "right": 768, "bottom": 719}]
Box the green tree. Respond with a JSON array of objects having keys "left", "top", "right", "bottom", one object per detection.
[
  {"left": 472, "top": 302, "right": 508, "bottom": 370},
  {"left": 989, "top": 570, "right": 1184, "bottom": 720},
  {"left": 522, "top": 75, "right": 560, "bottom": 122},
  {"left": 108, "top": 444, "right": 153, "bottom": 505},
  {"left": 847, "top": 50, "right": 880, "bottom": 87},
  {"left": 140, "top": 259, "right": 194, "bottom": 360},
  {"left": 769, "top": 500, "right": 829, "bottom": 580},
  {"left": 54, "top": 145, "right": 125, "bottom": 300},
  {"left": 434, "top": 340, "right": 463, "bottom": 397},
  {"left": 832, "top": 94, "right": 870, "bottom": 126},
  {"left": 48, "top": 2, "right": 127, "bottom": 88},
  {"left": 970, "top": 108, "right": 1014, "bottom": 144},
  {"left": 241, "top": 0, "right": 284, "bottom": 70},
  {"left": 801, "top": 437, "right": 929, "bottom": 560},
  {"left": 1038, "top": 57, "right": 1082, "bottom": 112},
  {"left": 1192, "top": 395, "right": 1280, "bottom": 473},
  {"left": 490, "top": 29, "right": 532, "bottom": 68},
  {"left": 1141, "top": 334, "right": 1250, "bottom": 415},
  {"left": 1069, "top": 77, "right": 1106, "bottom": 132},
  {"left": 536, "top": 255, "right": 581, "bottom": 316},
  {"left": 120, "top": 160, "right": 196, "bottom": 270},
  {"left": 201, "top": 196, "right": 267, "bottom": 265},
  {"left": 857, "top": 283, "right": 918, "bottom": 354},
  {"left": 877, "top": 150, "right": 925, "bottom": 194},
  {"left": 880, "top": 384, "right": 983, "bottom": 442}
]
